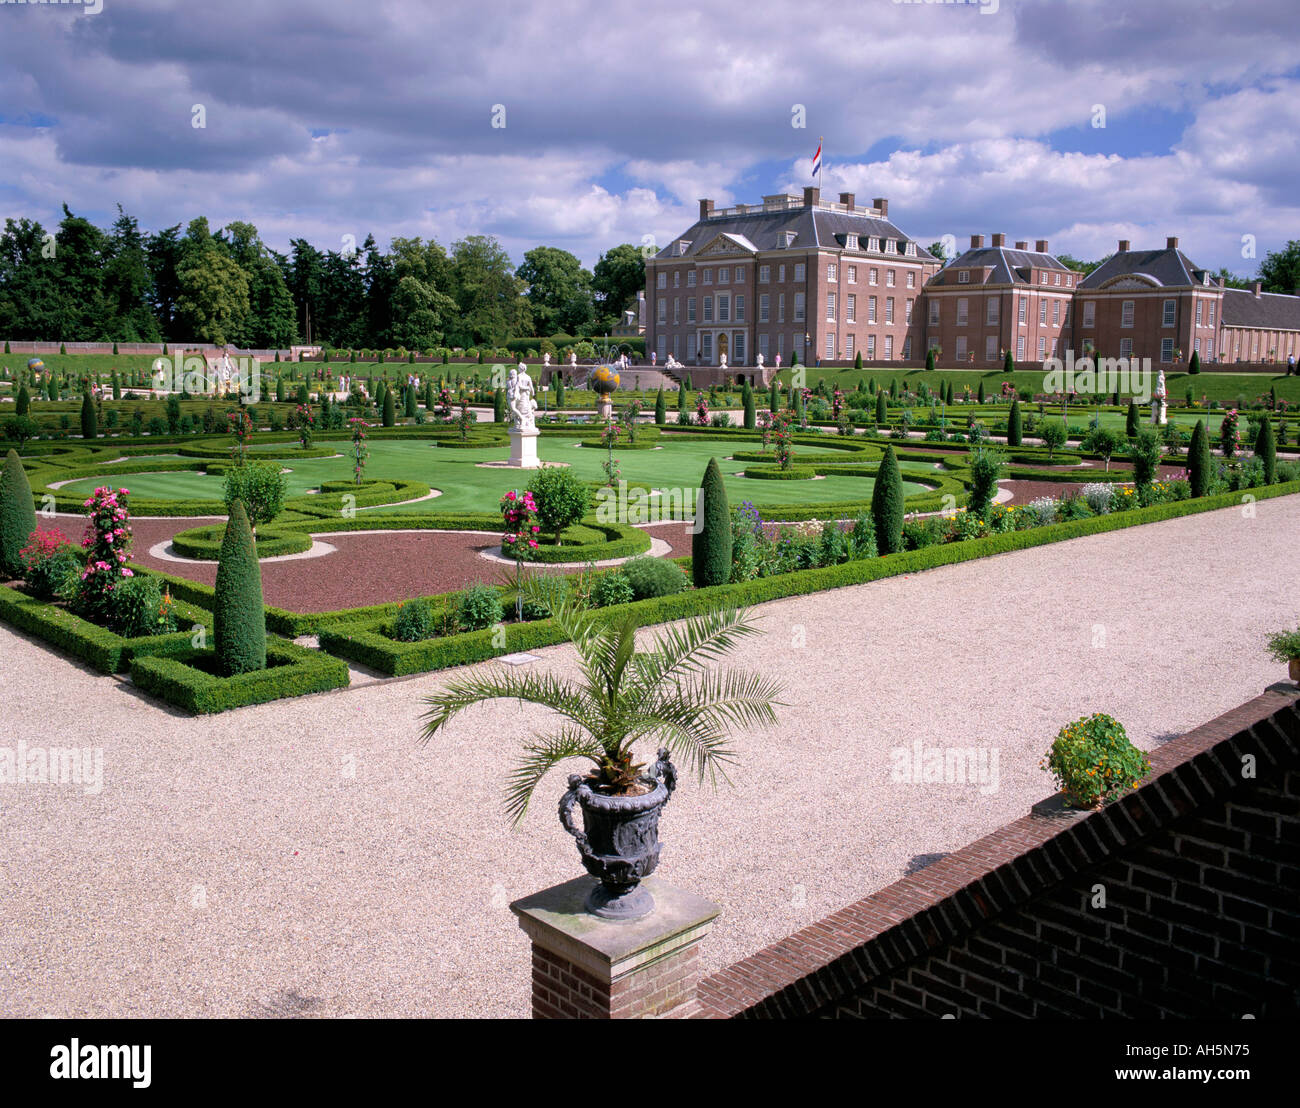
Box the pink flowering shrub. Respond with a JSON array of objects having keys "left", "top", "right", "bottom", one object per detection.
[
  {"left": 71, "top": 486, "right": 134, "bottom": 623},
  {"left": 500, "top": 488, "right": 541, "bottom": 561},
  {"left": 18, "top": 526, "right": 79, "bottom": 599}
]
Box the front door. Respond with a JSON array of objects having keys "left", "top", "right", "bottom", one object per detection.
[{"left": 717, "top": 332, "right": 729, "bottom": 363}]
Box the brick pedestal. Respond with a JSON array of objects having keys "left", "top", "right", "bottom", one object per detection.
[{"left": 510, "top": 876, "right": 720, "bottom": 1019}]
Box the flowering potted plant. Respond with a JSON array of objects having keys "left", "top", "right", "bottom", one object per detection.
[
  {"left": 1264, "top": 626, "right": 1300, "bottom": 684},
  {"left": 1042, "top": 713, "right": 1151, "bottom": 810}
]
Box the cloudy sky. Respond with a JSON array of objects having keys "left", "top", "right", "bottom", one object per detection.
[{"left": 1, "top": 0, "right": 1296, "bottom": 274}]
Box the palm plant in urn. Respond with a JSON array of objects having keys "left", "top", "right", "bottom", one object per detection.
[{"left": 419, "top": 576, "right": 783, "bottom": 920}]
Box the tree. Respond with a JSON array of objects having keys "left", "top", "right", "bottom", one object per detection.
[
  {"left": 1188, "top": 350, "right": 1201, "bottom": 375},
  {"left": 1082, "top": 426, "right": 1121, "bottom": 472},
  {"left": 222, "top": 459, "right": 287, "bottom": 534},
  {"left": 591, "top": 244, "right": 646, "bottom": 332},
  {"left": 1188, "top": 420, "right": 1211, "bottom": 497},
  {"left": 80, "top": 392, "right": 97, "bottom": 439},
  {"left": 854, "top": 350, "right": 863, "bottom": 370},
  {"left": 1008, "top": 398, "right": 1022, "bottom": 446},
  {"left": 1258, "top": 240, "right": 1300, "bottom": 295},
  {"left": 494, "top": 388, "right": 506, "bottom": 423},
  {"left": 654, "top": 387, "right": 666, "bottom": 425},
  {"left": 0, "top": 448, "right": 37, "bottom": 576},
  {"left": 404, "top": 385, "right": 417, "bottom": 419},
  {"left": 382, "top": 387, "right": 396, "bottom": 427},
  {"left": 872, "top": 445, "right": 904, "bottom": 554},
  {"left": 742, "top": 381, "right": 756, "bottom": 430},
  {"left": 517, "top": 246, "right": 595, "bottom": 335},
  {"left": 925, "top": 348, "right": 936, "bottom": 371},
  {"left": 213, "top": 500, "right": 266, "bottom": 676},
  {"left": 677, "top": 380, "right": 688, "bottom": 419},
  {"left": 926, "top": 241, "right": 949, "bottom": 265},
  {"left": 15, "top": 385, "right": 29, "bottom": 416},
  {"left": 692, "top": 457, "right": 731, "bottom": 587},
  {"left": 174, "top": 220, "right": 251, "bottom": 345},
  {"left": 1256, "top": 417, "right": 1277, "bottom": 484},
  {"left": 527, "top": 466, "right": 589, "bottom": 546},
  {"left": 1003, "top": 349, "right": 1015, "bottom": 374},
  {"left": 1040, "top": 420, "right": 1067, "bottom": 460},
  {"left": 875, "top": 389, "right": 887, "bottom": 427},
  {"left": 449, "top": 235, "right": 529, "bottom": 348},
  {"left": 1129, "top": 428, "right": 1162, "bottom": 494},
  {"left": 977, "top": 380, "right": 985, "bottom": 404},
  {"left": 967, "top": 447, "right": 1004, "bottom": 517},
  {"left": 1125, "top": 400, "right": 1139, "bottom": 437},
  {"left": 769, "top": 378, "right": 779, "bottom": 412},
  {"left": 419, "top": 576, "right": 780, "bottom": 823}
]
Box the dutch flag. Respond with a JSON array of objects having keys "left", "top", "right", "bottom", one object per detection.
[{"left": 811, "top": 138, "right": 822, "bottom": 182}]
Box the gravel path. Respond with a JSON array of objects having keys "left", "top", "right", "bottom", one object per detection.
[{"left": 2, "top": 494, "right": 1296, "bottom": 1018}]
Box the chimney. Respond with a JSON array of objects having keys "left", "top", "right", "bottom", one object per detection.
[
  {"left": 1166, "top": 236, "right": 1179, "bottom": 249},
  {"left": 698, "top": 199, "right": 714, "bottom": 221},
  {"left": 991, "top": 233, "right": 1006, "bottom": 247},
  {"left": 1118, "top": 239, "right": 1131, "bottom": 252},
  {"left": 1254, "top": 281, "right": 1263, "bottom": 298},
  {"left": 1015, "top": 241, "right": 1028, "bottom": 250},
  {"left": 1035, "top": 239, "right": 1049, "bottom": 253},
  {"left": 969, "top": 234, "right": 984, "bottom": 249},
  {"left": 873, "top": 197, "right": 889, "bottom": 217},
  {"left": 803, "top": 186, "right": 820, "bottom": 207},
  {"left": 838, "top": 192, "right": 855, "bottom": 211}
]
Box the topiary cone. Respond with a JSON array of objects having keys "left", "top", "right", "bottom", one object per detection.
[
  {"left": 0, "top": 448, "right": 38, "bottom": 578},
  {"left": 872, "top": 445, "right": 904, "bottom": 555},
  {"left": 1188, "top": 419, "right": 1210, "bottom": 498},
  {"left": 1008, "top": 399, "right": 1023, "bottom": 447},
  {"left": 214, "top": 500, "right": 266, "bottom": 675},
  {"left": 692, "top": 456, "right": 731, "bottom": 588},
  {"left": 1256, "top": 417, "right": 1277, "bottom": 485}
]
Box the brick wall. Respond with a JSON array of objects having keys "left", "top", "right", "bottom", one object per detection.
[{"left": 699, "top": 689, "right": 1300, "bottom": 1019}]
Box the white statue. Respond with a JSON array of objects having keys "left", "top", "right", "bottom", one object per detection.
[
  {"left": 755, "top": 353, "right": 764, "bottom": 369},
  {"left": 507, "top": 366, "right": 537, "bottom": 432},
  {"left": 569, "top": 352, "right": 578, "bottom": 368},
  {"left": 719, "top": 353, "right": 728, "bottom": 370},
  {"left": 1152, "top": 369, "right": 1168, "bottom": 425},
  {"left": 542, "top": 352, "right": 551, "bottom": 367}
]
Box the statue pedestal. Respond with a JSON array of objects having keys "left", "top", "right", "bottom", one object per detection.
[
  {"left": 1152, "top": 398, "right": 1168, "bottom": 426},
  {"left": 596, "top": 398, "right": 613, "bottom": 421},
  {"left": 509, "top": 428, "right": 541, "bottom": 468}
]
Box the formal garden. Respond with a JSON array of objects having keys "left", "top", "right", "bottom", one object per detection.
[{"left": 2, "top": 354, "right": 1298, "bottom": 716}]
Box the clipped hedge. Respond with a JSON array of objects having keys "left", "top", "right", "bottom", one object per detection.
[
  {"left": 0, "top": 584, "right": 209, "bottom": 674},
  {"left": 170, "top": 524, "right": 314, "bottom": 560},
  {"left": 740, "top": 465, "right": 818, "bottom": 480},
  {"left": 129, "top": 638, "right": 349, "bottom": 714}
]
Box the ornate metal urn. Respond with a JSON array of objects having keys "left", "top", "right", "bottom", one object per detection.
[{"left": 558, "top": 748, "right": 676, "bottom": 920}]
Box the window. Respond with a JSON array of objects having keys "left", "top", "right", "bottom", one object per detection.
[
  {"left": 958, "top": 270, "right": 970, "bottom": 284},
  {"left": 657, "top": 334, "right": 667, "bottom": 358},
  {"left": 733, "top": 333, "right": 745, "bottom": 363},
  {"left": 1196, "top": 300, "right": 1203, "bottom": 326},
  {"left": 1161, "top": 338, "right": 1174, "bottom": 362},
  {"left": 703, "top": 296, "right": 713, "bottom": 322},
  {"left": 735, "top": 295, "right": 745, "bottom": 322},
  {"left": 1121, "top": 300, "right": 1134, "bottom": 328},
  {"left": 955, "top": 336, "right": 967, "bottom": 360},
  {"left": 701, "top": 333, "right": 712, "bottom": 361},
  {"left": 906, "top": 271, "right": 915, "bottom": 289},
  {"left": 826, "top": 292, "right": 836, "bottom": 321},
  {"left": 884, "top": 335, "right": 893, "bottom": 358},
  {"left": 929, "top": 300, "right": 939, "bottom": 325},
  {"left": 736, "top": 267, "right": 745, "bottom": 284},
  {"left": 847, "top": 294, "right": 857, "bottom": 323},
  {"left": 827, "top": 263, "right": 838, "bottom": 282},
  {"left": 1054, "top": 273, "right": 1061, "bottom": 286},
  {"left": 885, "top": 297, "right": 894, "bottom": 324},
  {"left": 1120, "top": 337, "right": 1133, "bottom": 359},
  {"left": 886, "top": 270, "right": 896, "bottom": 287},
  {"left": 656, "top": 272, "right": 666, "bottom": 289},
  {"left": 903, "top": 336, "right": 913, "bottom": 358},
  {"left": 1037, "top": 336, "right": 1046, "bottom": 359},
  {"left": 868, "top": 237, "right": 880, "bottom": 252},
  {"left": 1162, "top": 299, "right": 1176, "bottom": 327},
  {"left": 794, "top": 333, "right": 805, "bottom": 359},
  {"left": 957, "top": 298, "right": 969, "bottom": 325},
  {"left": 1040, "top": 272, "right": 1049, "bottom": 285},
  {"left": 1082, "top": 301, "right": 1095, "bottom": 328},
  {"left": 847, "top": 265, "right": 857, "bottom": 284},
  {"left": 905, "top": 298, "right": 913, "bottom": 324},
  {"left": 673, "top": 271, "right": 680, "bottom": 288},
  {"left": 778, "top": 293, "right": 786, "bottom": 323},
  {"left": 845, "top": 334, "right": 855, "bottom": 358},
  {"left": 906, "top": 243, "right": 917, "bottom": 257},
  {"left": 867, "top": 335, "right": 876, "bottom": 358},
  {"left": 717, "top": 267, "right": 729, "bottom": 284},
  {"left": 1018, "top": 298, "right": 1027, "bottom": 325},
  {"left": 673, "top": 298, "right": 680, "bottom": 324},
  {"left": 759, "top": 332, "right": 770, "bottom": 358},
  {"left": 1052, "top": 300, "right": 1060, "bottom": 326},
  {"left": 825, "top": 333, "right": 835, "bottom": 359},
  {"left": 928, "top": 337, "right": 940, "bottom": 352},
  {"left": 793, "top": 292, "right": 806, "bottom": 322},
  {"left": 673, "top": 334, "right": 681, "bottom": 359},
  {"left": 985, "top": 335, "right": 997, "bottom": 361},
  {"left": 759, "top": 294, "right": 770, "bottom": 323},
  {"left": 885, "top": 240, "right": 898, "bottom": 254},
  {"left": 987, "top": 297, "right": 999, "bottom": 325},
  {"left": 703, "top": 268, "right": 713, "bottom": 284},
  {"left": 869, "top": 268, "right": 879, "bottom": 286},
  {"left": 759, "top": 265, "right": 770, "bottom": 283},
  {"left": 717, "top": 294, "right": 730, "bottom": 323},
  {"left": 1017, "top": 335, "right": 1025, "bottom": 361},
  {"left": 687, "top": 334, "right": 697, "bottom": 359},
  {"left": 657, "top": 299, "right": 666, "bottom": 324},
  {"left": 1206, "top": 340, "right": 1214, "bottom": 359},
  {"left": 794, "top": 263, "right": 806, "bottom": 281},
  {"left": 1207, "top": 302, "right": 1215, "bottom": 326},
  {"left": 687, "top": 297, "right": 696, "bottom": 323},
  {"left": 1039, "top": 301, "right": 1047, "bottom": 326},
  {"left": 687, "top": 271, "right": 696, "bottom": 288},
  {"left": 845, "top": 234, "right": 858, "bottom": 250},
  {"left": 869, "top": 296, "right": 878, "bottom": 324},
  {"left": 778, "top": 264, "right": 786, "bottom": 282},
  {"left": 777, "top": 332, "right": 784, "bottom": 356}
]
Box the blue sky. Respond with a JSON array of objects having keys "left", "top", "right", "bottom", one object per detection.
[{"left": 0, "top": 0, "right": 1296, "bottom": 276}]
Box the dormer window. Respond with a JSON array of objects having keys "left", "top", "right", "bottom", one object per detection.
[
  {"left": 845, "top": 234, "right": 859, "bottom": 250},
  {"left": 884, "top": 239, "right": 898, "bottom": 254},
  {"left": 868, "top": 236, "right": 881, "bottom": 252},
  {"left": 958, "top": 270, "right": 970, "bottom": 284},
  {"left": 905, "top": 242, "right": 917, "bottom": 256}
]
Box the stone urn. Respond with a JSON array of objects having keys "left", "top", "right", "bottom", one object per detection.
[{"left": 558, "top": 748, "right": 676, "bottom": 920}]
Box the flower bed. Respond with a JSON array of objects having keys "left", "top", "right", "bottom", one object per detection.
[
  {"left": 169, "top": 524, "right": 314, "bottom": 560},
  {"left": 129, "top": 637, "right": 349, "bottom": 713}
]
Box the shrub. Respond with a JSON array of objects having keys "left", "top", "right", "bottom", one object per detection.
[
  {"left": 80, "top": 392, "right": 97, "bottom": 439},
  {"left": 622, "top": 555, "right": 687, "bottom": 599},
  {"left": 0, "top": 448, "right": 38, "bottom": 577},
  {"left": 213, "top": 501, "right": 266, "bottom": 675},
  {"left": 382, "top": 388, "right": 396, "bottom": 427},
  {"left": 1007, "top": 399, "right": 1022, "bottom": 447},
  {"left": 223, "top": 460, "right": 287, "bottom": 533},
  {"left": 1042, "top": 713, "right": 1151, "bottom": 808},
  {"left": 457, "top": 583, "right": 503, "bottom": 630},
  {"left": 654, "top": 388, "right": 666, "bottom": 425},
  {"left": 106, "top": 574, "right": 177, "bottom": 638},
  {"left": 1039, "top": 419, "right": 1067, "bottom": 459},
  {"left": 18, "top": 526, "right": 79, "bottom": 598},
  {"left": 692, "top": 456, "right": 732, "bottom": 587},
  {"left": 1255, "top": 417, "right": 1277, "bottom": 484},
  {"left": 1188, "top": 419, "right": 1210, "bottom": 497},
  {"left": 591, "top": 570, "right": 635, "bottom": 608},
  {"left": 15, "top": 385, "right": 29, "bottom": 416},
  {"left": 1129, "top": 427, "right": 1162, "bottom": 491},
  {"left": 1081, "top": 426, "right": 1121, "bottom": 471},
  {"left": 1080, "top": 482, "right": 1115, "bottom": 515},
  {"left": 1125, "top": 400, "right": 1139, "bottom": 437},
  {"left": 871, "top": 445, "right": 904, "bottom": 554},
  {"left": 875, "top": 389, "right": 887, "bottom": 427},
  {"left": 1027, "top": 496, "right": 1058, "bottom": 525},
  {"left": 70, "top": 485, "right": 133, "bottom": 624},
  {"left": 1264, "top": 626, "right": 1300, "bottom": 663},
  {"left": 527, "top": 466, "right": 589, "bottom": 545},
  {"left": 847, "top": 511, "right": 876, "bottom": 560},
  {"left": 393, "top": 597, "right": 439, "bottom": 642},
  {"left": 967, "top": 447, "right": 1004, "bottom": 517}
]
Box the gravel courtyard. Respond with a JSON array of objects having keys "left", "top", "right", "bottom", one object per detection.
[{"left": 1, "top": 494, "right": 1295, "bottom": 1018}]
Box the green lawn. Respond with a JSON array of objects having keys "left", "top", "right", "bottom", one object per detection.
[{"left": 57, "top": 436, "right": 933, "bottom": 514}]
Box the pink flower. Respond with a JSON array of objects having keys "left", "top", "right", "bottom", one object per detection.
[{"left": 528, "top": 540, "right": 538, "bottom": 548}]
